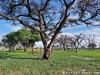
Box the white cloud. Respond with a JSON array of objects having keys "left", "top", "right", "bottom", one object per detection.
[
  {"left": 0, "top": 33, "right": 6, "bottom": 42},
  {"left": 6, "top": 25, "right": 22, "bottom": 31},
  {"left": 34, "top": 41, "right": 51, "bottom": 48},
  {"left": 78, "top": 28, "right": 100, "bottom": 36},
  {"left": 11, "top": 26, "right": 22, "bottom": 31},
  {"left": 96, "top": 36, "right": 100, "bottom": 40},
  {"left": 59, "top": 32, "right": 74, "bottom": 36},
  {"left": 92, "top": 21, "right": 100, "bottom": 26},
  {"left": 95, "top": 36, "right": 100, "bottom": 43},
  {"left": 63, "top": 27, "right": 100, "bottom": 36},
  {"left": 0, "top": 25, "right": 22, "bottom": 42},
  {"left": 34, "top": 41, "right": 43, "bottom": 48},
  {"left": 61, "top": 27, "right": 100, "bottom": 43},
  {"left": 0, "top": 36, "right": 2, "bottom": 42}
]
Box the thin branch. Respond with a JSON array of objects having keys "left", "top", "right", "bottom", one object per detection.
[
  {"left": 63, "top": 0, "right": 68, "bottom": 7},
  {"left": 41, "top": 14, "right": 47, "bottom": 29},
  {"left": 11, "top": 3, "right": 24, "bottom": 13},
  {"left": 84, "top": 9, "right": 100, "bottom": 21},
  {"left": 18, "top": 19, "right": 40, "bottom": 32},
  {"left": 16, "top": 14, "right": 29, "bottom": 17},
  {"left": 25, "top": 1, "right": 39, "bottom": 22},
  {"left": 40, "top": 0, "right": 50, "bottom": 12}
]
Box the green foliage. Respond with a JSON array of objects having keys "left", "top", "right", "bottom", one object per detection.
[
  {"left": 30, "top": 35, "right": 41, "bottom": 42},
  {"left": 0, "top": 42, "right": 8, "bottom": 47},
  {"left": 17, "top": 29, "right": 32, "bottom": 44},
  {"left": 2, "top": 32, "right": 18, "bottom": 46},
  {"left": 2, "top": 28, "right": 41, "bottom": 51},
  {"left": 0, "top": 42, "right": 4, "bottom": 46},
  {"left": 30, "top": 29, "right": 41, "bottom": 42},
  {"left": 88, "top": 43, "right": 97, "bottom": 50},
  {"left": 16, "top": 29, "right": 41, "bottom": 50}
]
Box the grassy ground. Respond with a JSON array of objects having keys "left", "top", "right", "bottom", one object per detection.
[{"left": 0, "top": 49, "right": 100, "bottom": 75}]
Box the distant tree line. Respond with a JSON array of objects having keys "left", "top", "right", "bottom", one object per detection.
[
  {"left": 1, "top": 29, "right": 41, "bottom": 52},
  {"left": 0, "top": 31, "right": 98, "bottom": 53},
  {"left": 53, "top": 33, "right": 97, "bottom": 52}
]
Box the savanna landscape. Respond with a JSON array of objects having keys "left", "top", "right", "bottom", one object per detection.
[{"left": 0, "top": 0, "right": 100, "bottom": 75}]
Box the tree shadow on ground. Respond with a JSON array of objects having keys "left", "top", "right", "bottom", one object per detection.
[{"left": 0, "top": 52, "right": 41, "bottom": 60}]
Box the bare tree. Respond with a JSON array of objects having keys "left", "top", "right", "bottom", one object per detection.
[
  {"left": 55, "top": 35, "right": 66, "bottom": 50},
  {"left": 0, "top": 0, "right": 99, "bottom": 59},
  {"left": 85, "top": 35, "right": 97, "bottom": 50},
  {"left": 55, "top": 35, "right": 73, "bottom": 50},
  {"left": 55, "top": 34, "right": 85, "bottom": 52},
  {"left": 70, "top": 33, "right": 85, "bottom": 52}
]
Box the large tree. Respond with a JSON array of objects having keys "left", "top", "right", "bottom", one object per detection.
[
  {"left": 29, "top": 30, "right": 41, "bottom": 53},
  {"left": 16, "top": 29, "right": 32, "bottom": 52},
  {"left": 2, "top": 32, "right": 18, "bottom": 51},
  {"left": 0, "top": 0, "right": 99, "bottom": 59}
]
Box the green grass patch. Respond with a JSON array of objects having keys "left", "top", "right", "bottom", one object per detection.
[{"left": 0, "top": 49, "right": 100, "bottom": 75}]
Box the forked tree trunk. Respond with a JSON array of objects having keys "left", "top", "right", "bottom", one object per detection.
[
  {"left": 42, "top": 48, "right": 51, "bottom": 60},
  {"left": 39, "top": 32, "right": 52, "bottom": 60}
]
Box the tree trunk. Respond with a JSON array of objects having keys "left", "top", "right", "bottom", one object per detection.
[
  {"left": 9, "top": 46, "right": 12, "bottom": 52},
  {"left": 31, "top": 43, "right": 35, "bottom": 54},
  {"left": 24, "top": 46, "right": 27, "bottom": 52},
  {"left": 32, "top": 47, "right": 34, "bottom": 54},
  {"left": 12, "top": 44, "right": 16, "bottom": 51},
  {"left": 9, "top": 45, "right": 12, "bottom": 52},
  {"left": 42, "top": 48, "right": 51, "bottom": 60},
  {"left": 75, "top": 47, "right": 78, "bottom": 53}
]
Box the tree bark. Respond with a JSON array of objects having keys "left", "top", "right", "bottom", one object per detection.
[
  {"left": 42, "top": 48, "right": 51, "bottom": 60},
  {"left": 75, "top": 47, "right": 78, "bottom": 53},
  {"left": 12, "top": 44, "right": 16, "bottom": 51},
  {"left": 32, "top": 46, "right": 34, "bottom": 54},
  {"left": 31, "top": 43, "right": 35, "bottom": 54},
  {"left": 9, "top": 46, "right": 12, "bottom": 52},
  {"left": 24, "top": 46, "right": 28, "bottom": 52}
]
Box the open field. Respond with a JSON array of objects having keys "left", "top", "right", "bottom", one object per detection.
[{"left": 0, "top": 49, "right": 100, "bottom": 75}]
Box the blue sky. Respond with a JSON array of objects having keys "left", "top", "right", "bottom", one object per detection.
[{"left": 0, "top": 20, "right": 22, "bottom": 41}]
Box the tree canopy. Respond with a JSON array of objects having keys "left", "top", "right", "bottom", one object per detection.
[
  {"left": 2, "top": 31, "right": 19, "bottom": 51},
  {"left": 2, "top": 29, "right": 41, "bottom": 52}
]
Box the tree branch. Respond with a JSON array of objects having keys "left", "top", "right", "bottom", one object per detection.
[
  {"left": 41, "top": 14, "right": 47, "bottom": 29},
  {"left": 40, "top": 0, "right": 50, "bottom": 12},
  {"left": 47, "top": 0, "right": 76, "bottom": 48},
  {"left": 0, "top": 12, "right": 40, "bottom": 32},
  {"left": 0, "top": 12, "right": 18, "bottom": 20},
  {"left": 18, "top": 19, "right": 40, "bottom": 32},
  {"left": 24, "top": 1, "right": 39, "bottom": 22},
  {"left": 84, "top": 9, "right": 100, "bottom": 21}
]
